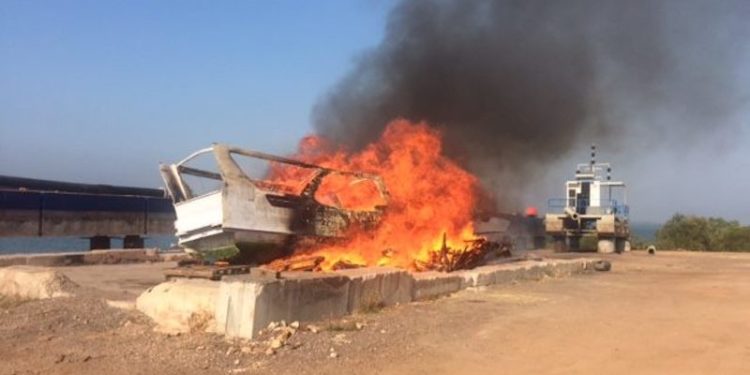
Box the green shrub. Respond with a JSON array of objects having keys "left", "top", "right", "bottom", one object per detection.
[
  {"left": 720, "top": 226, "right": 750, "bottom": 251},
  {"left": 656, "top": 213, "right": 749, "bottom": 251}
]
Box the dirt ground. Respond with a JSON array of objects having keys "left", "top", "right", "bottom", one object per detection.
[{"left": 2, "top": 250, "right": 750, "bottom": 375}]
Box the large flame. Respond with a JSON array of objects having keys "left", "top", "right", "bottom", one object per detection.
[{"left": 269, "top": 119, "right": 480, "bottom": 270}]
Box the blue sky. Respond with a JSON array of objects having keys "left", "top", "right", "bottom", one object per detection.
[
  {"left": 1, "top": 0, "right": 393, "bottom": 184},
  {"left": 1, "top": 1, "right": 749, "bottom": 224}
]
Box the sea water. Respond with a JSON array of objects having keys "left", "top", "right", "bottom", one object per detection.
[{"left": 0, "top": 235, "right": 177, "bottom": 255}]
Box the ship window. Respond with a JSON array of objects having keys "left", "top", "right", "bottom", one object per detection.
[
  {"left": 568, "top": 189, "right": 576, "bottom": 207},
  {"left": 230, "top": 152, "right": 318, "bottom": 196},
  {"left": 178, "top": 152, "right": 222, "bottom": 199}
]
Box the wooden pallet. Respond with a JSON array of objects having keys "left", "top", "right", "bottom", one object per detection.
[{"left": 163, "top": 264, "right": 251, "bottom": 281}]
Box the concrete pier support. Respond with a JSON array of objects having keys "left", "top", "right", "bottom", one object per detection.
[
  {"left": 123, "top": 235, "right": 145, "bottom": 249},
  {"left": 89, "top": 236, "right": 111, "bottom": 250},
  {"left": 598, "top": 238, "right": 616, "bottom": 253}
]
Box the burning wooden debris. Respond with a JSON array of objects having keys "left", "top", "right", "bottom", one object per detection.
[
  {"left": 263, "top": 233, "right": 504, "bottom": 273},
  {"left": 264, "top": 255, "right": 367, "bottom": 272},
  {"left": 265, "top": 255, "right": 325, "bottom": 272},
  {"left": 164, "top": 260, "right": 252, "bottom": 280},
  {"left": 414, "top": 233, "right": 501, "bottom": 272},
  {"left": 330, "top": 258, "right": 365, "bottom": 270}
]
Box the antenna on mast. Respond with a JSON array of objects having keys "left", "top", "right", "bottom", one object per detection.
[{"left": 590, "top": 144, "right": 596, "bottom": 166}]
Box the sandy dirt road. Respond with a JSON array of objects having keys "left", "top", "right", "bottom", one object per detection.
[
  {"left": 2, "top": 251, "right": 749, "bottom": 375},
  {"left": 374, "top": 251, "right": 750, "bottom": 375}
]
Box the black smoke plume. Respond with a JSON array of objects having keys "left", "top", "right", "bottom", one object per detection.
[{"left": 313, "top": 0, "right": 750, "bottom": 208}]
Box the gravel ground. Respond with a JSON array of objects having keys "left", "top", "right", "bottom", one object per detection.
[{"left": 2, "top": 251, "right": 750, "bottom": 375}]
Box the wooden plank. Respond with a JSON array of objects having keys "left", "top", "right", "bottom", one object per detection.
[{"left": 163, "top": 265, "right": 251, "bottom": 281}]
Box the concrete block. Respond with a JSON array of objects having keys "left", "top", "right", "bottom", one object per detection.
[
  {"left": 136, "top": 258, "right": 599, "bottom": 340},
  {"left": 548, "top": 259, "right": 587, "bottom": 276},
  {"left": 452, "top": 261, "right": 518, "bottom": 285},
  {"left": 524, "top": 262, "right": 550, "bottom": 280},
  {"left": 334, "top": 267, "right": 413, "bottom": 312},
  {"left": 519, "top": 261, "right": 554, "bottom": 281},
  {"left": 412, "top": 259, "right": 592, "bottom": 298},
  {"left": 215, "top": 278, "right": 267, "bottom": 339},
  {"left": 578, "top": 259, "right": 598, "bottom": 272},
  {"left": 136, "top": 279, "right": 219, "bottom": 334},
  {"left": 412, "top": 271, "right": 463, "bottom": 300},
  {"left": 492, "top": 262, "right": 529, "bottom": 284},
  {"left": 265, "top": 272, "right": 351, "bottom": 322},
  {"left": 455, "top": 264, "right": 505, "bottom": 288},
  {"left": 216, "top": 272, "right": 350, "bottom": 339},
  {"left": 456, "top": 259, "right": 594, "bottom": 287},
  {"left": 502, "top": 259, "right": 594, "bottom": 283},
  {"left": 0, "top": 266, "right": 78, "bottom": 299}
]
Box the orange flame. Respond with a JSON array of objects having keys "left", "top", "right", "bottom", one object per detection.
[{"left": 269, "top": 119, "right": 480, "bottom": 270}]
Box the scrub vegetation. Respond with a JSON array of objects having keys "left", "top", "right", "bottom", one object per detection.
[{"left": 656, "top": 214, "right": 750, "bottom": 251}]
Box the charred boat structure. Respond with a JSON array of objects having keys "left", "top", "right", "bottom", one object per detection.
[{"left": 159, "top": 144, "right": 389, "bottom": 263}]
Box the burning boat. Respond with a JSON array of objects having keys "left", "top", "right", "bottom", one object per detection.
[
  {"left": 161, "top": 120, "right": 502, "bottom": 273},
  {"left": 159, "top": 143, "right": 389, "bottom": 263}
]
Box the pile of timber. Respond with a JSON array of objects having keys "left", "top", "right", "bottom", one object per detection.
[{"left": 414, "top": 234, "right": 500, "bottom": 272}]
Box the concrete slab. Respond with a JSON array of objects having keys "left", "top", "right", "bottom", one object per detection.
[
  {"left": 455, "top": 265, "right": 503, "bottom": 288},
  {"left": 432, "top": 258, "right": 597, "bottom": 290},
  {"left": 550, "top": 258, "right": 593, "bottom": 275},
  {"left": 136, "top": 279, "right": 219, "bottom": 334},
  {"left": 216, "top": 272, "right": 350, "bottom": 339},
  {"left": 492, "top": 259, "right": 594, "bottom": 284},
  {"left": 214, "top": 277, "right": 267, "bottom": 339},
  {"left": 334, "top": 267, "right": 413, "bottom": 312},
  {"left": 412, "top": 271, "right": 463, "bottom": 301},
  {"left": 492, "top": 261, "right": 546, "bottom": 284},
  {"left": 268, "top": 272, "right": 351, "bottom": 322},
  {"left": 136, "top": 257, "right": 600, "bottom": 339}
]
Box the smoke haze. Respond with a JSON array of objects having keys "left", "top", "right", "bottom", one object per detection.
[{"left": 313, "top": 0, "right": 750, "bottom": 209}]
